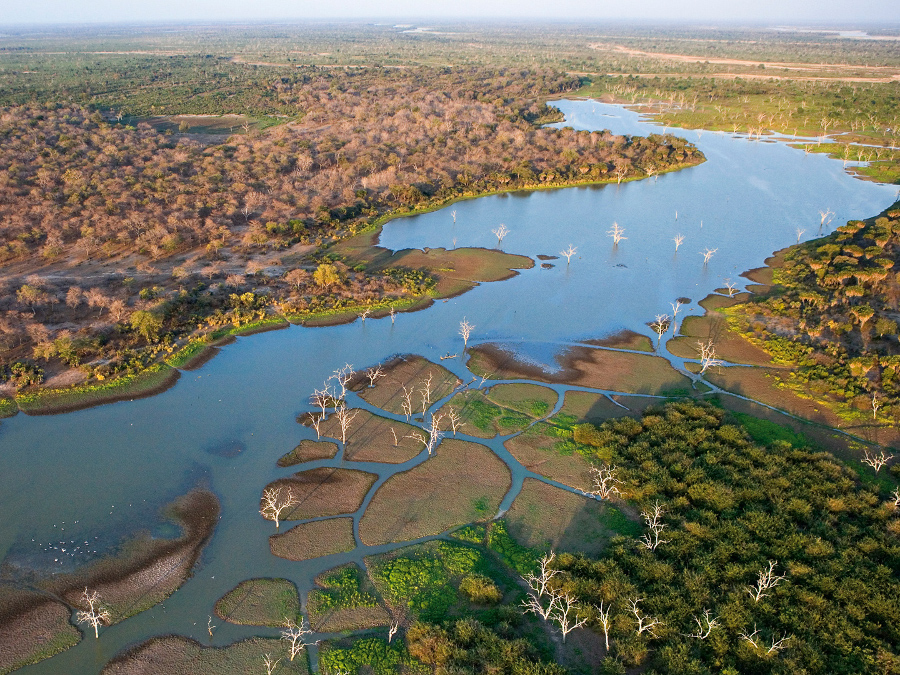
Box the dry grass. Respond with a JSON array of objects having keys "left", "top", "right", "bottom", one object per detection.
[
  {"left": 0, "top": 590, "right": 80, "bottom": 675},
  {"left": 504, "top": 478, "right": 614, "bottom": 556},
  {"left": 359, "top": 439, "right": 511, "bottom": 546},
  {"left": 264, "top": 468, "right": 377, "bottom": 521},
  {"left": 269, "top": 518, "right": 356, "bottom": 561},
  {"left": 504, "top": 430, "right": 593, "bottom": 492},
  {"left": 101, "top": 636, "right": 309, "bottom": 675},
  {"left": 307, "top": 563, "right": 391, "bottom": 633},
  {"left": 438, "top": 389, "right": 531, "bottom": 439},
  {"left": 485, "top": 383, "right": 558, "bottom": 418},
  {"left": 357, "top": 355, "right": 461, "bottom": 415},
  {"left": 214, "top": 578, "right": 300, "bottom": 627},
  {"left": 277, "top": 440, "right": 338, "bottom": 467},
  {"left": 583, "top": 329, "right": 654, "bottom": 352},
  {"left": 666, "top": 313, "right": 773, "bottom": 366},
  {"left": 319, "top": 409, "right": 424, "bottom": 463}
]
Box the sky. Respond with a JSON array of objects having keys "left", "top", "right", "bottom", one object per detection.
[{"left": 1, "top": 0, "right": 898, "bottom": 26}]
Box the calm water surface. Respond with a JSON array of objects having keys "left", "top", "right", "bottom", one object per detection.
[{"left": 3, "top": 101, "right": 896, "bottom": 673}]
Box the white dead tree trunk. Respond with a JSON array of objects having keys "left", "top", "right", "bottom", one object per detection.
[
  {"left": 447, "top": 409, "right": 464, "bottom": 435},
  {"left": 309, "top": 413, "right": 324, "bottom": 439},
  {"left": 260, "top": 487, "right": 299, "bottom": 530},
  {"left": 588, "top": 464, "right": 624, "bottom": 500},
  {"left": 420, "top": 373, "right": 434, "bottom": 414},
  {"left": 701, "top": 247, "right": 718, "bottom": 265},
  {"left": 697, "top": 340, "right": 723, "bottom": 374},
  {"left": 459, "top": 318, "right": 474, "bottom": 350},
  {"left": 639, "top": 502, "right": 669, "bottom": 551},
  {"left": 389, "top": 306, "right": 396, "bottom": 324},
  {"left": 281, "top": 618, "right": 316, "bottom": 661},
  {"left": 796, "top": 227, "right": 805, "bottom": 244},
  {"left": 329, "top": 363, "right": 354, "bottom": 401},
  {"left": 595, "top": 601, "right": 612, "bottom": 651},
  {"left": 405, "top": 431, "right": 428, "bottom": 450},
  {"left": 670, "top": 299, "right": 685, "bottom": 334},
  {"left": 650, "top": 314, "right": 671, "bottom": 348},
  {"left": 207, "top": 616, "right": 216, "bottom": 638},
  {"left": 862, "top": 449, "right": 894, "bottom": 473},
  {"left": 629, "top": 598, "right": 662, "bottom": 637},
  {"left": 76, "top": 588, "right": 111, "bottom": 638},
  {"left": 311, "top": 388, "right": 332, "bottom": 418},
  {"left": 686, "top": 609, "right": 719, "bottom": 639},
  {"left": 390, "top": 427, "right": 399, "bottom": 447},
  {"left": 550, "top": 592, "right": 588, "bottom": 643},
  {"left": 740, "top": 625, "right": 790, "bottom": 654},
  {"left": 400, "top": 385, "right": 414, "bottom": 421},
  {"left": 263, "top": 653, "right": 281, "bottom": 675},
  {"left": 425, "top": 413, "right": 444, "bottom": 455},
  {"left": 723, "top": 279, "right": 738, "bottom": 297},
  {"left": 334, "top": 403, "right": 359, "bottom": 445},
  {"left": 608, "top": 222, "right": 626, "bottom": 246},
  {"left": 890, "top": 488, "right": 899, "bottom": 507},
  {"left": 388, "top": 620, "right": 400, "bottom": 643},
  {"left": 747, "top": 560, "right": 786, "bottom": 602},
  {"left": 560, "top": 245, "right": 577, "bottom": 264},
  {"left": 871, "top": 393, "right": 880, "bottom": 420},
  {"left": 366, "top": 365, "right": 384, "bottom": 388},
  {"left": 819, "top": 208, "right": 834, "bottom": 230},
  {"left": 451, "top": 210, "right": 457, "bottom": 224},
  {"left": 673, "top": 234, "right": 685, "bottom": 252},
  {"left": 492, "top": 224, "right": 509, "bottom": 246}
]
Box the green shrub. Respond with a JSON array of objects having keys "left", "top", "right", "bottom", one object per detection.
[{"left": 459, "top": 574, "right": 502, "bottom": 605}]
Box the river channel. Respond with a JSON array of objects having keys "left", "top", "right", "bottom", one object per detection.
[{"left": 2, "top": 100, "right": 896, "bottom": 673}]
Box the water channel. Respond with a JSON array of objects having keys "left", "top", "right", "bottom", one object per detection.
[{"left": 2, "top": 100, "right": 896, "bottom": 673}]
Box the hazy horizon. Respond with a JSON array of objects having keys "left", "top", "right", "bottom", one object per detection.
[{"left": 1, "top": 0, "right": 898, "bottom": 28}]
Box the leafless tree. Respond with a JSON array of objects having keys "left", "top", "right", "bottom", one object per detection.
[
  {"left": 492, "top": 223, "right": 509, "bottom": 246},
  {"left": 389, "top": 306, "right": 396, "bottom": 324},
  {"left": 608, "top": 222, "right": 627, "bottom": 246},
  {"left": 420, "top": 373, "right": 434, "bottom": 414},
  {"left": 796, "top": 227, "right": 805, "bottom": 244},
  {"left": 311, "top": 388, "right": 332, "bottom": 418},
  {"left": 335, "top": 403, "right": 359, "bottom": 445},
  {"left": 281, "top": 618, "right": 316, "bottom": 661},
  {"left": 862, "top": 449, "right": 893, "bottom": 473},
  {"left": 890, "top": 488, "right": 900, "bottom": 507},
  {"left": 390, "top": 427, "right": 399, "bottom": 447},
  {"left": 740, "top": 625, "right": 790, "bottom": 654},
  {"left": 76, "top": 588, "right": 111, "bottom": 638},
  {"left": 309, "top": 413, "right": 324, "bottom": 439},
  {"left": 400, "top": 385, "right": 414, "bottom": 421},
  {"left": 522, "top": 587, "right": 557, "bottom": 622},
  {"left": 748, "top": 560, "right": 786, "bottom": 602},
  {"left": 359, "top": 307, "right": 371, "bottom": 322},
  {"left": 329, "top": 363, "right": 354, "bottom": 401},
  {"left": 260, "top": 487, "right": 298, "bottom": 530},
  {"left": 550, "top": 592, "right": 588, "bottom": 643},
  {"left": 451, "top": 210, "right": 457, "bottom": 224},
  {"left": 650, "top": 314, "right": 671, "bottom": 347},
  {"left": 447, "top": 409, "right": 464, "bottom": 435},
  {"left": 871, "top": 393, "right": 881, "bottom": 420},
  {"left": 629, "top": 598, "right": 662, "bottom": 637},
  {"left": 525, "top": 552, "right": 559, "bottom": 599},
  {"left": 263, "top": 653, "right": 281, "bottom": 675},
  {"left": 723, "top": 279, "right": 738, "bottom": 297},
  {"left": 595, "top": 601, "right": 613, "bottom": 651},
  {"left": 819, "top": 207, "right": 835, "bottom": 230},
  {"left": 366, "top": 365, "right": 384, "bottom": 388},
  {"left": 560, "top": 244, "right": 577, "bottom": 264},
  {"left": 701, "top": 247, "right": 717, "bottom": 264},
  {"left": 405, "top": 430, "right": 428, "bottom": 450},
  {"left": 639, "top": 501, "right": 669, "bottom": 551},
  {"left": 388, "top": 620, "right": 400, "bottom": 643},
  {"left": 697, "top": 340, "right": 723, "bottom": 374},
  {"left": 425, "top": 413, "right": 445, "bottom": 455},
  {"left": 686, "top": 609, "right": 719, "bottom": 639},
  {"left": 459, "top": 318, "right": 475, "bottom": 350},
  {"left": 614, "top": 164, "right": 628, "bottom": 184},
  {"left": 207, "top": 615, "right": 216, "bottom": 638},
  {"left": 588, "top": 464, "right": 624, "bottom": 500},
  {"left": 674, "top": 234, "right": 685, "bottom": 252}
]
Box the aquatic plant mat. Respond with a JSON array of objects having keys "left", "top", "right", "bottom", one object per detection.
[{"left": 307, "top": 563, "right": 390, "bottom": 632}]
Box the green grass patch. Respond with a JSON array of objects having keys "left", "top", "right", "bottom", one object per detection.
[
  {"left": 0, "top": 397, "right": 18, "bottom": 418},
  {"left": 318, "top": 637, "right": 408, "bottom": 675},
  {"left": 728, "top": 410, "right": 811, "bottom": 448},
  {"left": 309, "top": 564, "right": 378, "bottom": 618},
  {"left": 214, "top": 578, "right": 300, "bottom": 627},
  {"left": 164, "top": 340, "right": 210, "bottom": 368},
  {"left": 600, "top": 505, "right": 643, "bottom": 537},
  {"left": 450, "top": 524, "right": 486, "bottom": 545},
  {"left": 486, "top": 520, "right": 539, "bottom": 576}
]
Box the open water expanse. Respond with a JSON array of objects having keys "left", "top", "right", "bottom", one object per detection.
[{"left": 1, "top": 100, "right": 896, "bottom": 673}]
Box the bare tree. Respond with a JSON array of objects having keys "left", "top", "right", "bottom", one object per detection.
[
  {"left": 650, "top": 314, "right": 671, "bottom": 347},
  {"left": 207, "top": 615, "right": 216, "bottom": 638},
  {"left": 329, "top": 363, "right": 354, "bottom": 401},
  {"left": 686, "top": 609, "right": 719, "bottom": 639},
  {"left": 701, "top": 247, "right": 718, "bottom": 265},
  {"left": 389, "top": 306, "right": 396, "bottom": 324},
  {"left": 263, "top": 653, "right": 281, "bottom": 675},
  {"left": 447, "top": 409, "right": 464, "bottom": 435},
  {"left": 425, "top": 413, "right": 444, "bottom": 455},
  {"left": 871, "top": 393, "right": 881, "bottom": 420},
  {"left": 459, "top": 318, "right": 475, "bottom": 350},
  {"left": 819, "top": 208, "right": 835, "bottom": 230},
  {"left": 309, "top": 413, "right": 324, "bottom": 439},
  {"left": 723, "top": 279, "right": 738, "bottom": 297},
  {"left": 400, "top": 385, "right": 414, "bottom": 421},
  {"left": 740, "top": 625, "right": 790, "bottom": 654},
  {"left": 390, "top": 427, "right": 399, "bottom": 446},
  {"left": 334, "top": 403, "right": 359, "bottom": 445},
  {"left": 419, "top": 373, "right": 434, "bottom": 414},
  {"left": 862, "top": 449, "right": 894, "bottom": 473},
  {"left": 608, "top": 222, "right": 627, "bottom": 246},
  {"left": 614, "top": 164, "right": 628, "bottom": 184},
  {"left": 670, "top": 299, "right": 685, "bottom": 334},
  {"left": 747, "top": 560, "right": 786, "bottom": 602},
  {"left": 673, "top": 234, "right": 685, "bottom": 252},
  {"left": 595, "top": 601, "right": 613, "bottom": 651},
  {"left": 796, "top": 227, "right": 805, "bottom": 244},
  {"left": 890, "top": 488, "right": 900, "bottom": 507},
  {"left": 366, "top": 365, "right": 384, "bottom": 388},
  {"left": 550, "top": 592, "right": 589, "bottom": 643},
  {"left": 281, "top": 618, "right": 316, "bottom": 661},
  {"left": 525, "top": 551, "right": 559, "bottom": 598},
  {"left": 629, "top": 598, "right": 662, "bottom": 637},
  {"left": 388, "top": 620, "right": 400, "bottom": 643},
  {"left": 359, "top": 307, "right": 371, "bottom": 323},
  {"left": 560, "top": 244, "right": 577, "bottom": 264},
  {"left": 405, "top": 430, "right": 428, "bottom": 450},
  {"left": 522, "top": 587, "right": 557, "bottom": 622},
  {"left": 311, "top": 387, "right": 333, "bottom": 418},
  {"left": 260, "top": 487, "right": 298, "bottom": 530},
  {"left": 697, "top": 340, "right": 723, "bottom": 374},
  {"left": 451, "top": 210, "right": 457, "bottom": 224},
  {"left": 588, "top": 464, "right": 624, "bottom": 500},
  {"left": 639, "top": 502, "right": 669, "bottom": 551},
  {"left": 492, "top": 223, "right": 509, "bottom": 246},
  {"left": 76, "top": 588, "right": 111, "bottom": 638}
]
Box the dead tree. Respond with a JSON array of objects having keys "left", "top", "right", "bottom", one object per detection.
[
  {"left": 550, "top": 592, "right": 588, "bottom": 643},
  {"left": 686, "top": 609, "right": 719, "bottom": 639},
  {"left": 311, "top": 387, "right": 333, "bottom": 418},
  {"left": 390, "top": 427, "right": 399, "bottom": 446},
  {"left": 740, "top": 625, "right": 790, "bottom": 654},
  {"left": 560, "top": 244, "right": 577, "bottom": 264},
  {"left": 697, "top": 340, "right": 723, "bottom": 374},
  {"left": 650, "top": 314, "right": 671, "bottom": 347},
  {"left": 388, "top": 620, "right": 400, "bottom": 643},
  {"left": 389, "top": 306, "right": 396, "bottom": 324},
  {"left": 451, "top": 210, "right": 457, "bottom": 224},
  {"left": 366, "top": 365, "right": 385, "bottom": 388},
  {"left": 281, "top": 618, "right": 316, "bottom": 661},
  {"left": 309, "top": 413, "right": 324, "bottom": 439},
  {"left": 747, "top": 560, "right": 786, "bottom": 602},
  {"left": 890, "top": 488, "right": 899, "bottom": 507},
  {"left": 425, "top": 413, "right": 445, "bottom": 455},
  {"left": 588, "top": 464, "right": 624, "bottom": 500},
  {"left": 334, "top": 403, "right": 359, "bottom": 445},
  {"left": 207, "top": 615, "right": 216, "bottom": 638},
  {"left": 359, "top": 307, "right": 371, "bottom": 323},
  {"left": 862, "top": 449, "right": 894, "bottom": 473},
  {"left": 492, "top": 224, "right": 509, "bottom": 246},
  {"left": 796, "top": 227, "right": 805, "bottom": 244},
  {"left": 608, "top": 222, "right": 627, "bottom": 246},
  {"left": 447, "top": 409, "right": 464, "bottom": 435},
  {"left": 628, "top": 598, "right": 662, "bottom": 637},
  {"left": 871, "top": 393, "right": 881, "bottom": 420},
  {"left": 674, "top": 234, "right": 685, "bottom": 252},
  {"left": 419, "top": 373, "right": 434, "bottom": 414},
  {"left": 701, "top": 247, "right": 717, "bottom": 265},
  {"left": 459, "top": 318, "right": 475, "bottom": 350},
  {"left": 260, "top": 487, "right": 298, "bottom": 530},
  {"left": 595, "top": 601, "right": 613, "bottom": 651},
  {"left": 76, "top": 588, "right": 111, "bottom": 638},
  {"left": 723, "top": 279, "right": 738, "bottom": 297},
  {"left": 405, "top": 431, "right": 428, "bottom": 450},
  {"left": 263, "top": 653, "right": 281, "bottom": 675},
  {"left": 639, "top": 502, "right": 669, "bottom": 551},
  {"left": 400, "top": 385, "right": 414, "bottom": 421},
  {"left": 819, "top": 207, "right": 835, "bottom": 230}
]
